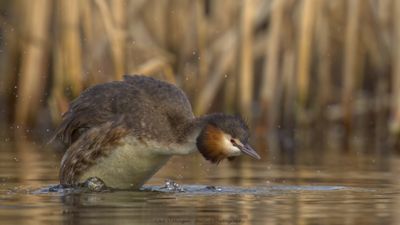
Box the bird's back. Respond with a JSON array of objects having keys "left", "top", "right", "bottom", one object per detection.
[
  {"left": 123, "top": 75, "right": 193, "bottom": 117},
  {"left": 54, "top": 75, "right": 194, "bottom": 146}
]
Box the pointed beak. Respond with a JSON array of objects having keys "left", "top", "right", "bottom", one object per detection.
[{"left": 239, "top": 144, "right": 261, "bottom": 160}]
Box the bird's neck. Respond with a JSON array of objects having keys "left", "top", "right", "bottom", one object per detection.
[
  {"left": 178, "top": 115, "right": 212, "bottom": 143},
  {"left": 149, "top": 117, "right": 204, "bottom": 156}
]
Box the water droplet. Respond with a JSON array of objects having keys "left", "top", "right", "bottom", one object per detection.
[
  {"left": 46, "top": 129, "right": 50, "bottom": 132},
  {"left": 224, "top": 74, "right": 228, "bottom": 78},
  {"left": 13, "top": 157, "right": 19, "bottom": 162},
  {"left": 192, "top": 51, "right": 196, "bottom": 55}
]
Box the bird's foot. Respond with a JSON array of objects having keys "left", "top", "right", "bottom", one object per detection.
[{"left": 81, "top": 177, "right": 108, "bottom": 192}]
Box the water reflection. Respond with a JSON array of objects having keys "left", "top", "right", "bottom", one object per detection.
[{"left": 0, "top": 141, "right": 399, "bottom": 225}]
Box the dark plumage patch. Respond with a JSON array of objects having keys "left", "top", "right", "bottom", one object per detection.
[
  {"left": 59, "top": 118, "right": 130, "bottom": 185},
  {"left": 196, "top": 124, "right": 229, "bottom": 163}
]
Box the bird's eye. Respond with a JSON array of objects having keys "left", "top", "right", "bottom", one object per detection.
[{"left": 230, "top": 139, "right": 235, "bottom": 144}]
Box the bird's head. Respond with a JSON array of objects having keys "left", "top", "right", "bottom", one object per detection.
[{"left": 196, "top": 114, "right": 261, "bottom": 163}]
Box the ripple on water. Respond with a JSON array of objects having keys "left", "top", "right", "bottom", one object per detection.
[
  {"left": 31, "top": 179, "right": 353, "bottom": 197},
  {"left": 142, "top": 184, "right": 351, "bottom": 196}
]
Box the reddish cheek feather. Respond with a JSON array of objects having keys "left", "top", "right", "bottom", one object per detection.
[{"left": 202, "top": 125, "right": 228, "bottom": 163}]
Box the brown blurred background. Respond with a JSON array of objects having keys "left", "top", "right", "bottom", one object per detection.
[{"left": 0, "top": 0, "right": 399, "bottom": 156}]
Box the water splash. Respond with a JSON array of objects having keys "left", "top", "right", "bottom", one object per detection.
[
  {"left": 33, "top": 177, "right": 110, "bottom": 194},
  {"left": 160, "top": 179, "right": 185, "bottom": 192}
]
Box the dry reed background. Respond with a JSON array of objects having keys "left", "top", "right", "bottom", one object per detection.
[{"left": 0, "top": 0, "right": 399, "bottom": 155}]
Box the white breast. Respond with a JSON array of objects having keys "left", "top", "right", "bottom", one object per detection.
[
  {"left": 78, "top": 136, "right": 197, "bottom": 189},
  {"left": 79, "top": 137, "right": 171, "bottom": 189}
]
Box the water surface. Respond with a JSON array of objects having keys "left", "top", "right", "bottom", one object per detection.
[{"left": 0, "top": 141, "right": 399, "bottom": 225}]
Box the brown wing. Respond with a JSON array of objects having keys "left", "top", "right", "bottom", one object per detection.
[
  {"left": 59, "top": 118, "right": 130, "bottom": 185},
  {"left": 52, "top": 81, "right": 134, "bottom": 146}
]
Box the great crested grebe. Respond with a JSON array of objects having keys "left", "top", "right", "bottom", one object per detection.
[{"left": 54, "top": 75, "right": 260, "bottom": 189}]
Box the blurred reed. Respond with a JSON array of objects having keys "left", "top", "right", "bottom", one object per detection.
[
  {"left": 0, "top": 0, "right": 399, "bottom": 154},
  {"left": 15, "top": 0, "right": 51, "bottom": 127}
]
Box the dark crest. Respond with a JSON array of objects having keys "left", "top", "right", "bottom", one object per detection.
[{"left": 205, "top": 113, "right": 249, "bottom": 143}]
